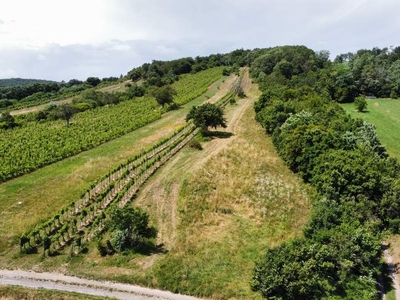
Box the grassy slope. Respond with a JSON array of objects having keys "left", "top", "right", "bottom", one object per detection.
[
  {"left": 0, "top": 76, "right": 227, "bottom": 256},
  {"left": 53, "top": 77, "right": 313, "bottom": 299},
  {"left": 341, "top": 99, "right": 400, "bottom": 160},
  {"left": 148, "top": 85, "right": 312, "bottom": 299},
  {"left": 0, "top": 285, "right": 115, "bottom": 300},
  {"left": 1, "top": 73, "right": 312, "bottom": 299}
]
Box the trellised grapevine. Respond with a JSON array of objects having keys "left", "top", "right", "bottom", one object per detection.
[{"left": 172, "top": 67, "right": 224, "bottom": 105}]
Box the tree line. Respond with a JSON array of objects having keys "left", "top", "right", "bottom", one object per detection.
[
  {"left": 250, "top": 45, "right": 400, "bottom": 299},
  {"left": 0, "top": 76, "right": 120, "bottom": 110}
]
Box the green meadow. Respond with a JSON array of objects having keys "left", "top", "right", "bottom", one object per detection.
[{"left": 341, "top": 98, "right": 400, "bottom": 160}]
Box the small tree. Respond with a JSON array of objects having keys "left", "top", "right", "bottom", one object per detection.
[
  {"left": 57, "top": 104, "right": 77, "bottom": 126},
  {"left": 107, "top": 206, "right": 157, "bottom": 252},
  {"left": 354, "top": 96, "right": 367, "bottom": 112},
  {"left": 186, "top": 103, "right": 227, "bottom": 133},
  {"left": 153, "top": 85, "right": 177, "bottom": 106},
  {"left": 0, "top": 111, "right": 17, "bottom": 129}
]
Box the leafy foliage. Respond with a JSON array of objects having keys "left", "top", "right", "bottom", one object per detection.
[
  {"left": 0, "top": 111, "right": 17, "bottom": 129},
  {"left": 354, "top": 96, "right": 368, "bottom": 112},
  {"left": 252, "top": 226, "right": 381, "bottom": 300},
  {"left": 251, "top": 45, "right": 400, "bottom": 299},
  {"left": 153, "top": 85, "right": 177, "bottom": 106},
  {"left": 186, "top": 102, "right": 227, "bottom": 132},
  {"left": 107, "top": 206, "right": 157, "bottom": 251}
]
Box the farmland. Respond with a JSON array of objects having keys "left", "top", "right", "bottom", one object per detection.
[
  {"left": 0, "top": 72, "right": 229, "bottom": 255},
  {"left": 0, "top": 68, "right": 224, "bottom": 183},
  {"left": 0, "top": 70, "right": 313, "bottom": 300}
]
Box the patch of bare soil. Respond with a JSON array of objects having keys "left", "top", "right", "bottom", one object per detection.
[{"left": 386, "top": 237, "right": 400, "bottom": 299}]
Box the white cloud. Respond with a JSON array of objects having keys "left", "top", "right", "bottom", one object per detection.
[
  {"left": 0, "top": 68, "right": 18, "bottom": 78},
  {"left": 0, "top": 0, "right": 400, "bottom": 80}
]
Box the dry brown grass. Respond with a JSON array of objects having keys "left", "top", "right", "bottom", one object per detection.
[
  {"left": 1, "top": 72, "right": 313, "bottom": 299},
  {"left": 143, "top": 75, "right": 313, "bottom": 299}
]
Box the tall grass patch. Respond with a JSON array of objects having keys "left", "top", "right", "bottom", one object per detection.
[{"left": 153, "top": 103, "right": 313, "bottom": 299}]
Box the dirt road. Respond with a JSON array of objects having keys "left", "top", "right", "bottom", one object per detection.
[{"left": 0, "top": 270, "right": 197, "bottom": 300}]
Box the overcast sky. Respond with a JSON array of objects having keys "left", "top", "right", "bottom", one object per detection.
[{"left": 1, "top": 0, "right": 400, "bottom": 81}]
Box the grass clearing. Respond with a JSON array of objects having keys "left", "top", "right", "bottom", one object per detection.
[
  {"left": 341, "top": 99, "right": 400, "bottom": 159},
  {"left": 0, "top": 74, "right": 227, "bottom": 258}
]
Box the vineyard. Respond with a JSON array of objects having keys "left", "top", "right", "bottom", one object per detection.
[
  {"left": 19, "top": 71, "right": 246, "bottom": 257},
  {"left": 0, "top": 98, "right": 161, "bottom": 183},
  {"left": 0, "top": 68, "right": 227, "bottom": 183},
  {"left": 172, "top": 67, "right": 224, "bottom": 105}
]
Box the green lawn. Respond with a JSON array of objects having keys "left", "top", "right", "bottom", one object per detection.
[{"left": 341, "top": 99, "right": 400, "bottom": 160}]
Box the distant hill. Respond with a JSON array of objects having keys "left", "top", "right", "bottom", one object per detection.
[{"left": 0, "top": 78, "right": 58, "bottom": 87}]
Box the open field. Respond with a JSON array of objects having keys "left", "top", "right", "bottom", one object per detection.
[
  {"left": 12, "top": 72, "right": 314, "bottom": 299},
  {"left": 341, "top": 99, "right": 400, "bottom": 160},
  {"left": 0, "top": 75, "right": 228, "bottom": 256}
]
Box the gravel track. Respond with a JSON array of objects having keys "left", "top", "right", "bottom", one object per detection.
[{"left": 0, "top": 269, "right": 197, "bottom": 300}]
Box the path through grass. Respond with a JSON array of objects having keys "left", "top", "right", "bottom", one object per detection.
[{"left": 149, "top": 86, "right": 312, "bottom": 299}]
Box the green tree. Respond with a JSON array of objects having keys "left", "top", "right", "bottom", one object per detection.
[
  {"left": 85, "top": 77, "right": 101, "bottom": 87},
  {"left": 153, "top": 85, "right": 177, "bottom": 106},
  {"left": 0, "top": 111, "right": 17, "bottom": 129},
  {"left": 354, "top": 96, "right": 367, "bottom": 112},
  {"left": 57, "top": 104, "right": 77, "bottom": 126},
  {"left": 186, "top": 102, "right": 227, "bottom": 132},
  {"left": 252, "top": 238, "right": 337, "bottom": 300},
  {"left": 107, "top": 206, "right": 157, "bottom": 251}
]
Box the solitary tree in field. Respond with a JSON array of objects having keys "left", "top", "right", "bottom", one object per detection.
[
  {"left": 58, "top": 104, "right": 77, "bottom": 126},
  {"left": 186, "top": 103, "right": 227, "bottom": 133},
  {"left": 354, "top": 96, "right": 368, "bottom": 112}
]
